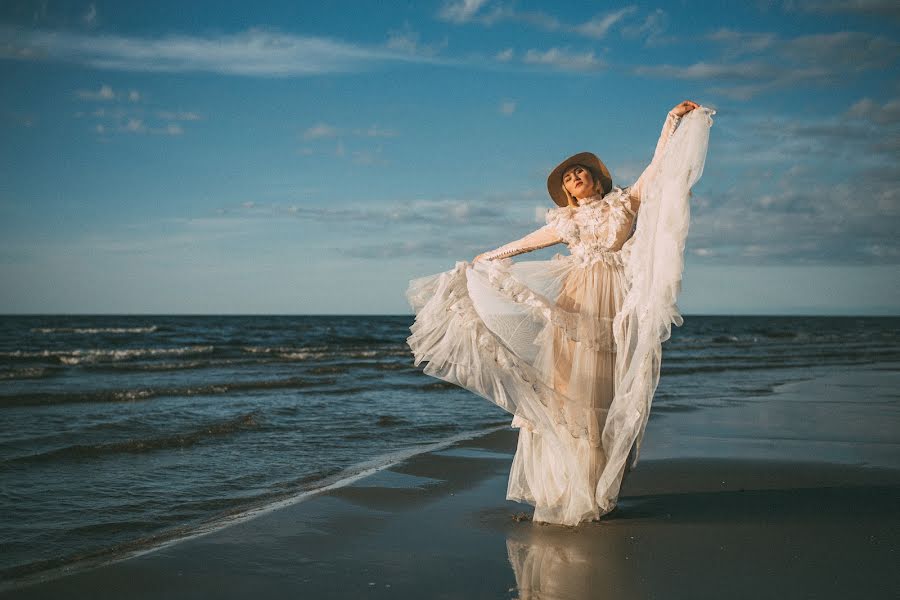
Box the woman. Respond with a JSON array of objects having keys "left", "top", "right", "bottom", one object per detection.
[{"left": 406, "top": 101, "right": 715, "bottom": 526}]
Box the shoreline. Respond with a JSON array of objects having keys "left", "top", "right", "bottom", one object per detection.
[
  {"left": 4, "top": 424, "right": 899, "bottom": 599},
  {"left": 0, "top": 423, "right": 514, "bottom": 592}
]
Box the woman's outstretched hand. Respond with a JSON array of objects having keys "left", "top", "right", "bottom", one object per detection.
[{"left": 669, "top": 100, "right": 700, "bottom": 117}]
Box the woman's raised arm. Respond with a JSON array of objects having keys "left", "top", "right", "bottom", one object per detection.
[
  {"left": 473, "top": 223, "right": 563, "bottom": 262},
  {"left": 628, "top": 100, "right": 700, "bottom": 211}
]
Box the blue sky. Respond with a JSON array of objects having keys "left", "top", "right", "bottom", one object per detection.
[{"left": 0, "top": 0, "right": 898, "bottom": 315}]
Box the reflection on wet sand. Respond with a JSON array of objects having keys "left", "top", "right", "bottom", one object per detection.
[{"left": 506, "top": 520, "right": 639, "bottom": 599}]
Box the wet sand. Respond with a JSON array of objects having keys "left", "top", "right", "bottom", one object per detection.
[{"left": 3, "top": 424, "right": 898, "bottom": 599}]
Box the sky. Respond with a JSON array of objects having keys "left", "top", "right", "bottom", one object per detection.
[{"left": 0, "top": 0, "right": 898, "bottom": 315}]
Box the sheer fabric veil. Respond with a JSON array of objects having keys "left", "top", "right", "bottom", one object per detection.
[{"left": 599, "top": 106, "right": 716, "bottom": 512}]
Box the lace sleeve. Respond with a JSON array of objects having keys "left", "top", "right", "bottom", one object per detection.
[
  {"left": 477, "top": 223, "right": 563, "bottom": 261},
  {"left": 630, "top": 110, "right": 683, "bottom": 202}
]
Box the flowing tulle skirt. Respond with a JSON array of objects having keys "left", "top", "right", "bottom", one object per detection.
[{"left": 406, "top": 250, "right": 633, "bottom": 525}]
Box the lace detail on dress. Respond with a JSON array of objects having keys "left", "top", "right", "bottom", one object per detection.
[{"left": 543, "top": 186, "right": 637, "bottom": 261}]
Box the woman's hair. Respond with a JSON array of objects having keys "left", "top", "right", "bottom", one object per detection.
[{"left": 561, "top": 164, "right": 604, "bottom": 207}]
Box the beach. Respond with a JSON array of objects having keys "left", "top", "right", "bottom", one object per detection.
[{"left": 5, "top": 374, "right": 899, "bottom": 599}]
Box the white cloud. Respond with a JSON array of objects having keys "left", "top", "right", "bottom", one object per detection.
[
  {"left": 0, "top": 24, "right": 445, "bottom": 77},
  {"left": 494, "top": 48, "right": 513, "bottom": 62},
  {"left": 121, "top": 118, "right": 144, "bottom": 133},
  {"left": 76, "top": 94, "right": 195, "bottom": 137},
  {"left": 76, "top": 83, "right": 115, "bottom": 100},
  {"left": 300, "top": 123, "right": 399, "bottom": 163},
  {"left": 635, "top": 61, "right": 779, "bottom": 81},
  {"left": 352, "top": 125, "right": 398, "bottom": 138},
  {"left": 677, "top": 100, "right": 900, "bottom": 265},
  {"left": 91, "top": 115, "right": 185, "bottom": 137},
  {"left": 574, "top": 6, "right": 637, "bottom": 39},
  {"left": 846, "top": 97, "right": 900, "bottom": 124},
  {"left": 303, "top": 123, "right": 398, "bottom": 142},
  {"left": 156, "top": 110, "right": 202, "bottom": 121},
  {"left": 351, "top": 146, "right": 388, "bottom": 166},
  {"left": 675, "top": 28, "right": 900, "bottom": 98},
  {"left": 523, "top": 48, "right": 605, "bottom": 72},
  {"left": 499, "top": 100, "right": 516, "bottom": 115},
  {"left": 705, "top": 28, "right": 778, "bottom": 55},
  {"left": 621, "top": 8, "right": 670, "bottom": 45},
  {"left": 82, "top": 3, "right": 97, "bottom": 27},
  {"left": 223, "top": 197, "right": 509, "bottom": 227},
  {"left": 438, "top": 0, "right": 491, "bottom": 23},
  {"left": 437, "top": 2, "right": 664, "bottom": 45},
  {"left": 780, "top": 0, "right": 900, "bottom": 18},
  {"left": 781, "top": 31, "right": 899, "bottom": 71},
  {"left": 385, "top": 23, "right": 447, "bottom": 57},
  {"left": 303, "top": 123, "right": 338, "bottom": 140}
]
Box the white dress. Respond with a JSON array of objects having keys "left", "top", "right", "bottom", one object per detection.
[{"left": 405, "top": 107, "right": 716, "bottom": 526}]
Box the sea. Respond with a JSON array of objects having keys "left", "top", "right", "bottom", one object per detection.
[{"left": 1, "top": 314, "right": 898, "bottom": 585}]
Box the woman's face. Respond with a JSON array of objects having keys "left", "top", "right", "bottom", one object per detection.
[{"left": 562, "top": 165, "right": 596, "bottom": 200}]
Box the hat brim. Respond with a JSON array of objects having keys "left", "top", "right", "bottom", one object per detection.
[{"left": 547, "top": 152, "right": 612, "bottom": 207}]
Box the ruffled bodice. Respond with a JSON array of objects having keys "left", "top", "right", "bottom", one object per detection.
[{"left": 545, "top": 186, "right": 638, "bottom": 267}]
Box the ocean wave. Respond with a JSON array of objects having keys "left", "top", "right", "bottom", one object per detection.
[
  {"left": 4, "top": 412, "right": 261, "bottom": 465},
  {"left": 0, "top": 367, "right": 55, "bottom": 380},
  {"left": 82, "top": 358, "right": 254, "bottom": 373},
  {"left": 240, "top": 345, "right": 410, "bottom": 361},
  {"left": 0, "top": 376, "right": 337, "bottom": 407},
  {"left": 0, "top": 345, "right": 215, "bottom": 365},
  {"left": 30, "top": 326, "right": 159, "bottom": 334}
]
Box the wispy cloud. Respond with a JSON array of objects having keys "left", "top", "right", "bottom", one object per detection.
[
  {"left": 494, "top": 48, "right": 514, "bottom": 62},
  {"left": 0, "top": 25, "right": 445, "bottom": 76},
  {"left": 522, "top": 48, "right": 606, "bottom": 72},
  {"left": 75, "top": 83, "right": 142, "bottom": 102},
  {"left": 779, "top": 0, "right": 900, "bottom": 18},
  {"left": 72, "top": 83, "right": 201, "bottom": 137},
  {"left": 620, "top": 8, "right": 670, "bottom": 45},
  {"left": 438, "top": 0, "right": 491, "bottom": 24},
  {"left": 574, "top": 7, "right": 637, "bottom": 39},
  {"left": 386, "top": 23, "right": 447, "bottom": 57},
  {"left": 686, "top": 99, "right": 899, "bottom": 265},
  {"left": 156, "top": 110, "right": 202, "bottom": 121},
  {"left": 352, "top": 125, "right": 398, "bottom": 138},
  {"left": 223, "top": 198, "right": 511, "bottom": 227},
  {"left": 845, "top": 97, "right": 900, "bottom": 125},
  {"left": 81, "top": 3, "right": 97, "bottom": 28},
  {"left": 299, "top": 122, "right": 399, "bottom": 163},
  {"left": 303, "top": 123, "right": 339, "bottom": 140},
  {"left": 437, "top": 2, "right": 665, "bottom": 44},
  {"left": 75, "top": 83, "right": 115, "bottom": 101},
  {"left": 636, "top": 29, "right": 899, "bottom": 99}
]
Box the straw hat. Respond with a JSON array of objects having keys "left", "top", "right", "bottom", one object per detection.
[{"left": 546, "top": 151, "right": 612, "bottom": 207}]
